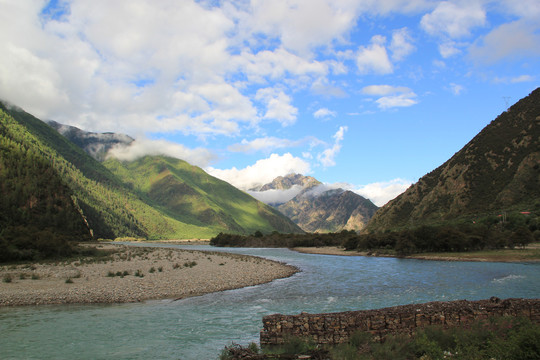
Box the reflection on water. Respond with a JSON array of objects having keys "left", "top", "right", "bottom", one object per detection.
[{"left": 1, "top": 245, "right": 539, "bottom": 359}]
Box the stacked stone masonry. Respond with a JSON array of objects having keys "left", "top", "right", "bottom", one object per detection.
[{"left": 260, "top": 297, "right": 540, "bottom": 346}]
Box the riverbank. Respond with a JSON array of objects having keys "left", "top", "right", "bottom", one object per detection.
[
  {"left": 0, "top": 243, "right": 297, "bottom": 306},
  {"left": 292, "top": 244, "right": 540, "bottom": 262}
]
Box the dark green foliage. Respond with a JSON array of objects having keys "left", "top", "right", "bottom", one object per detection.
[
  {"left": 211, "top": 216, "right": 536, "bottom": 257},
  {"left": 347, "top": 217, "right": 537, "bottom": 255},
  {"left": 210, "top": 230, "right": 355, "bottom": 248}
]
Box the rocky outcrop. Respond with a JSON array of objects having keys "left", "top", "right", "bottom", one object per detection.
[{"left": 260, "top": 298, "right": 540, "bottom": 346}]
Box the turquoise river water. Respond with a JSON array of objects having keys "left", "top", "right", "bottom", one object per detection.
[{"left": 1, "top": 244, "right": 539, "bottom": 359}]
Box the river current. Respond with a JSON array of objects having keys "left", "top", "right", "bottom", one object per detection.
[{"left": 1, "top": 245, "right": 539, "bottom": 359}]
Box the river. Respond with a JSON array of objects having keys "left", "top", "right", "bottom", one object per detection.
[{"left": 1, "top": 245, "right": 539, "bottom": 359}]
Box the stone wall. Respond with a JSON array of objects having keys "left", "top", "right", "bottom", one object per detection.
[{"left": 260, "top": 297, "right": 540, "bottom": 346}]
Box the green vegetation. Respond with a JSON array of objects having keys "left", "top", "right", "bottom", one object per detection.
[
  {"left": 220, "top": 316, "right": 540, "bottom": 359},
  {"left": 103, "top": 155, "right": 302, "bottom": 236},
  {"left": 212, "top": 209, "right": 539, "bottom": 260},
  {"left": 0, "top": 102, "right": 302, "bottom": 263}
]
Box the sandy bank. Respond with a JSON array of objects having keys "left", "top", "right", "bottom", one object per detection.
[
  {"left": 292, "top": 246, "right": 540, "bottom": 262},
  {"left": 0, "top": 244, "right": 297, "bottom": 306}
]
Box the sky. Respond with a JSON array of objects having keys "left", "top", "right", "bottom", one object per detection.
[{"left": 0, "top": 0, "right": 539, "bottom": 206}]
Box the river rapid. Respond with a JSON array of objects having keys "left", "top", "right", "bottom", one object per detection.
[{"left": 1, "top": 245, "right": 539, "bottom": 359}]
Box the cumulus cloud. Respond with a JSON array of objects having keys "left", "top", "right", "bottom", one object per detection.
[
  {"left": 421, "top": 1, "right": 487, "bottom": 38},
  {"left": 353, "top": 178, "right": 412, "bottom": 207},
  {"left": 107, "top": 138, "right": 218, "bottom": 167},
  {"left": 361, "top": 85, "right": 418, "bottom": 109},
  {"left": 317, "top": 126, "right": 347, "bottom": 167},
  {"left": 469, "top": 20, "right": 540, "bottom": 64},
  {"left": 206, "top": 153, "right": 311, "bottom": 190},
  {"left": 313, "top": 108, "right": 337, "bottom": 119},
  {"left": 361, "top": 85, "right": 411, "bottom": 96},
  {"left": 356, "top": 35, "right": 393, "bottom": 74},
  {"left": 389, "top": 28, "right": 415, "bottom": 61},
  {"left": 241, "top": 0, "right": 360, "bottom": 56},
  {"left": 255, "top": 87, "right": 298, "bottom": 126}
]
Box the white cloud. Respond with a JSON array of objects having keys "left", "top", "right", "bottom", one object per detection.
[
  {"left": 240, "top": 0, "right": 360, "bottom": 56},
  {"left": 469, "top": 20, "right": 540, "bottom": 64},
  {"left": 421, "top": 1, "right": 487, "bottom": 38},
  {"left": 493, "top": 75, "right": 534, "bottom": 84},
  {"left": 228, "top": 137, "right": 304, "bottom": 153},
  {"left": 353, "top": 178, "right": 412, "bottom": 207},
  {"left": 439, "top": 41, "right": 462, "bottom": 58},
  {"left": 449, "top": 83, "right": 464, "bottom": 95},
  {"left": 356, "top": 35, "right": 393, "bottom": 74},
  {"left": 361, "top": 85, "right": 411, "bottom": 96},
  {"left": 206, "top": 153, "right": 311, "bottom": 190},
  {"left": 376, "top": 94, "right": 417, "bottom": 109},
  {"left": 362, "top": 85, "right": 418, "bottom": 109},
  {"left": 317, "top": 126, "right": 347, "bottom": 167},
  {"left": 247, "top": 185, "right": 304, "bottom": 205},
  {"left": 313, "top": 108, "right": 337, "bottom": 119},
  {"left": 235, "top": 47, "right": 328, "bottom": 84},
  {"left": 255, "top": 87, "right": 298, "bottom": 126},
  {"left": 107, "top": 138, "right": 218, "bottom": 167},
  {"left": 389, "top": 28, "right": 415, "bottom": 61}
]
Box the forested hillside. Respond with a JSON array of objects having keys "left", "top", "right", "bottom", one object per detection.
[
  {"left": 0, "top": 102, "right": 302, "bottom": 254},
  {"left": 0, "top": 108, "right": 91, "bottom": 261}
]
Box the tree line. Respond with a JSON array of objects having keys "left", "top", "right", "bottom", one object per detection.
[{"left": 210, "top": 210, "right": 539, "bottom": 256}]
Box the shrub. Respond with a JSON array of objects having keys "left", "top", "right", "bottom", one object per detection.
[{"left": 3, "top": 274, "right": 12, "bottom": 283}]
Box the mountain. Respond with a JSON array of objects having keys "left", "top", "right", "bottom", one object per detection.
[
  {"left": 258, "top": 173, "right": 321, "bottom": 192},
  {"left": 366, "top": 87, "right": 540, "bottom": 233},
  {"left": 0, "top": 102, "right": 302, "bottom": 245},
  {"left": 255, "top": 174, "right": 379, "bottom": 233},
  {"left": 103, "top": 156, "right": 302, "bottom": 236},
  {"left": 47, "top": 120, "right": 133, "bottom": 161}
]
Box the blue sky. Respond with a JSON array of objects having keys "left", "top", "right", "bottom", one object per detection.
[{"left": 0, "top": 0, "right": 539, "bottom": 206}]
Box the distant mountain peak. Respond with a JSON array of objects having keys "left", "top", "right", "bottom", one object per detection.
[
  {"left": 253, "top": 174, "right": 378, "bottom": 233},
  {"left": 256, "top": 173, "right": 321, "bottom": 191}
]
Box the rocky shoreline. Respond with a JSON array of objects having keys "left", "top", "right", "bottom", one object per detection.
[{"left": 0, "top": 244, "right": 298, "bottom": 306}]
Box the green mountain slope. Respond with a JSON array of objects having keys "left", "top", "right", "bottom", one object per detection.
[
  {"left": 366, "top": 87, "right": 540, "bottom": 232},
  {"left": 103, "top": 156, "right": 303, "bottom": 235},
  {"left": 0, "top": 102, "right": 196, "bottom": 240},
  {"left": 0, "top": 102, "right": 301, "bottom": 241}
]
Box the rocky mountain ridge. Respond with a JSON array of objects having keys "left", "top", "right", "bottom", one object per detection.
[
  {"left": 366, "top": 87, "right": 540, "bottom": 232},
  {"left": 255, "top": 174, "right": 379, "bottom": 233}
]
